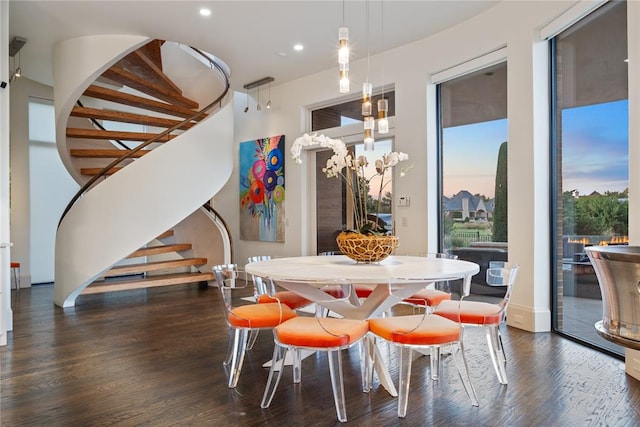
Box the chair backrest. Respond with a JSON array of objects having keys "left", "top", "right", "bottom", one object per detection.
[
  {"left": 212, "top": 264, "right": 251, "bottom": 322},
  {"left": 270, "top": 277, "right": 354, "bottom": 339},
  {"left": 486, "top": 264, "right": 519, "bottom": 317},
  {"left": 247, "top": 256, "right": 273, "bottom": 296}
]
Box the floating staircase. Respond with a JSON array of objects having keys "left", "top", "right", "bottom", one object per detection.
[{"left": 54, "top": 35, "right": 233, "bottom": 306}]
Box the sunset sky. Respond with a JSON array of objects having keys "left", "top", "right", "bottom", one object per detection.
[
  {"left": 443, "top": 118, "right": 507, "bottom": 199},
  {"left": 442, "top": 99, "right": 629, "bottom": 199}
]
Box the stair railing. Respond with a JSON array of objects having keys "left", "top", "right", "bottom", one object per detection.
[
  {"left": 202, "top": 201, "right": 234, "bottom": 263},
  {"left": 59, "top": 45, "right": 231, "bottom": 226}
]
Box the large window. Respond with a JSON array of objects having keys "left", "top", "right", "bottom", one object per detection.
[
  {"left": 552, "top": 1, "right": 628, "bottom": 356},
  {"left": 438, "top": 62, "right": 508, "bottom": 276}
]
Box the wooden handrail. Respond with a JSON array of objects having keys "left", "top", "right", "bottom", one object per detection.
[
  {"left": 58, "top": 45, "right": 231, "bottom": 226},
  {"left": 202, "top": 201, "right": 234, "bottom": 263}
]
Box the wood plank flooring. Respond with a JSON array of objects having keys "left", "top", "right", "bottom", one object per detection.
[{"left": 2, "top": 284, "right": 640, "bottom": 426}]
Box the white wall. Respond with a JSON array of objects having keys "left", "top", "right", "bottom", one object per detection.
[
  {"left": 1, "top": 0, "right": 11, "bottom": 343},
  {"left": 215, "top": 1, "right": 580, "bottom": 333}
]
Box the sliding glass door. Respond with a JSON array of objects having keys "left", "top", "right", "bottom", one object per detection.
[{"left": 551, "top": 0, "right": 628, "bottom": 356}]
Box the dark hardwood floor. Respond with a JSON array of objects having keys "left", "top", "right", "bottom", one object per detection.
[{"left": 2, "top": 284, "right": 640, "bottom": 426}]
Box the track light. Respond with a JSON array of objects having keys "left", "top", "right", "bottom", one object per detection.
[{"left": 242, "top": 77, "right": 274, "bottom": 114}]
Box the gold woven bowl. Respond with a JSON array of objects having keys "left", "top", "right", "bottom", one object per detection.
[{"left": 336, "top": 232, "right": 399, "bottom": 263}]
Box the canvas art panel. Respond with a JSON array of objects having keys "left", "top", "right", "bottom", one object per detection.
[{"left": 239, "top": 135, "right": 285, "bottom": 242}]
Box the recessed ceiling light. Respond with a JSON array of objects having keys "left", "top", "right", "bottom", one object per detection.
[
  {"left": 199, "top": 8, "right": 211, "bottom": 17},
  {"left": 293, "top": 44, "right": 304, "bottom": 52}
]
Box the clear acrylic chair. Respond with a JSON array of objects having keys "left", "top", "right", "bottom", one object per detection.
[
  {"left": 260, "top": 279, "right": 371, "bottom": 423},
  {"left": 247, "top": 256, "right": 312, "bottom": 310},
  {"left": 368, "top": 277, "right": 479, "bottom": 417},
  {"left": 212, "top": 264, "right": 297, "bottom": 388},
  {"left": 433, "top": 264, "right": 519, "bottom": 384},
  {"left": 318, "top": 251, "right": 375, "bottom": 300},
  {"left": 400, "top": 253, "right": 458, "bottom": 313}
]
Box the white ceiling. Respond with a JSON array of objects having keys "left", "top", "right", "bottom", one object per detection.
[{"left": 8, "top": 1, "right": 498, "bottom": 90}]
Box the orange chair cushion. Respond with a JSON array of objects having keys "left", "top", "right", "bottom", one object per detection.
[
  {"left": 403, "top": 289, "right": 451, "bottom": 306},
  {"left": 228, "top": 303, "right": 296, "bottom": 328},
  {"left": 10, "top": 262, "right": 20, "bottom": 268},
  {"left": 257, "top": 291, "right": 311, "bottom": 310},
  {"left": 275, "top": 317, "right": 369, "bottom": 348},
  {"left": 368, "top": 314, "right": 460, "bottom": 346},
  {"left": 433, "top": 300, "right": 502, "bottom": 325},
  {"left": 322, "top": 284, "right": 375, "bottom": 298}
]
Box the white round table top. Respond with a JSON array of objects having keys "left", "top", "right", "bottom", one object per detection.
[{"left": 244, "top": 255, "right": 479, "bottom": 283}]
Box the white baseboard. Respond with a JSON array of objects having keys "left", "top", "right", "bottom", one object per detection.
[{"left": 506, "top": 303, "right": 551, "bottom": 332}]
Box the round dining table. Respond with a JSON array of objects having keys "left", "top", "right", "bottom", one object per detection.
[
  {"left": 245, "top": 254, "right": 479, "bottom": 320},
  {"left": 245, "top": 254, "right": 480, "bottom": 397}
]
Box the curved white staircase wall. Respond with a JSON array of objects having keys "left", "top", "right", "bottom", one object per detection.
[
  {"left": 55, "top": 103, "right": 233, "bottom": 307},
  {"left": 53, "top": 35, "right": 234, "bottom": 307},
  {"left": 53, "top": 35, "right": 151, "bottom": 185}
]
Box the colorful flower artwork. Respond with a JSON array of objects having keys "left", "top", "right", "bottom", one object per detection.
[{"left": 239, "top": 135, "right": 285, "bottom": 242}]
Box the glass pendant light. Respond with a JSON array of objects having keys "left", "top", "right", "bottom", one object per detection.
[{"left": 338, "top": 1, "right": 350, "bottom": 93}]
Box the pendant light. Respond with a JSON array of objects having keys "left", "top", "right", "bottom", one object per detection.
[
  {"left": 256, "top": 85, "right": 262, "bottom": 111},
  {"left": 377, "top": 0, "right": 389, "bottom": 134},
  {"left": 338, "top": 0, "right": 350, "bottom": 93},
  {"left": 362, "top": 0, "right": 374, "bottom": 151},
  {"left": 266, "top": 81, "right": 272, "bottom": 109}
]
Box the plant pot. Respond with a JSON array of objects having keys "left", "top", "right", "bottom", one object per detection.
[{"left": 336, "top": 232, "right": 399, "bottom": 263}]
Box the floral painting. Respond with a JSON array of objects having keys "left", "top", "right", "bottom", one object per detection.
[{"left": 239, "top": 135, "right": 285, "bottom": 242}]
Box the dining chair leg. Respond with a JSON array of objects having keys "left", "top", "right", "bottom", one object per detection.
[
  {"left": 430, "top": 346, "right": 440, "bottom": 380},
  {"left": 486, "top": 325, "right": 508, "bottom": 384},
  {"left": 327, "top": 349, "right": 347, "bottom": 423},
  {"left": 359, "top": 337, "right": 373, "bottom": 392},
  {"left": 261, "top": 344, "right": 288, "bottom": 408},
  {"left": 228, "top": 328, "right": 249, "bottom": 388},
  {"left": 451, "top": 342, "right": 479, "bottom": 406},
  {"left": 398, "top": 346, "right": 413, "bottom": 418},
  {"left": 223, "top": 328, "right": 234, "bottom": 366},
  {"left": 292, "top": 348, "right": 302, "bottom": 383},
  {"left": 247, "top": 329, "right": 260, "bottom": 350}
]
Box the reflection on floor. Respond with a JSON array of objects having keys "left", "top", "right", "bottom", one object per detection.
[{"left": 562, "top": 295, "right": 623, "bottom": 355}]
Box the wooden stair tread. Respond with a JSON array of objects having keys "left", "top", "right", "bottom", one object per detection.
[
  {"left": 104, "top": 257, "right": 208, "bottom": 277},
  {"left": 70, "top": 148, "right": 151, "bottom": 158},
  {"left": 80, "top": 167, "right": 122, "bottom": 176},
  {"left": 102, "top": 66, "right": 199, "bottom": 110},
  {"left": 117, "top": 40, "right": 182, "bottom": 94},
  {"left": 155, "top": 230, "right": 174, "bottom": 239},
  {"left": 70, "top": 106, "right": 195, "bottom": 129},
  {"left": 83, "top": 85, "right": 206, "bottom": 119},
  {"left": 81, "top": 272, "right": 214, "bottom": 295},
  {"left": 128, "top": 243, "right": 192, "bottom": 258},
  {"left": 66, "top": 128, "right": 175, "bottom": 142}
]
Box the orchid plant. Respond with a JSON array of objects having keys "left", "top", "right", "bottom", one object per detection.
[{"left": 291, "top": 133, "right": 410, "bottom": 235}]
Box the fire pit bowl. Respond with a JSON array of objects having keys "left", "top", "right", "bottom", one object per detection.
[{"left": 585, "top": 245, "right": 640, "bottom": 350}]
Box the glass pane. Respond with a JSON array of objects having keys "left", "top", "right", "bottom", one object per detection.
[
  {"left": 315, "top": 139, "right": 393, "bottom": 254},
  {"left": 438, "top": 62, "right": 508, "bottom": 292},
  {"left": 311, "top": 91, "right": 395, "bottom": 131},
  {"left": 553, "top": 0, "right": 627, "bottom": 356}
]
